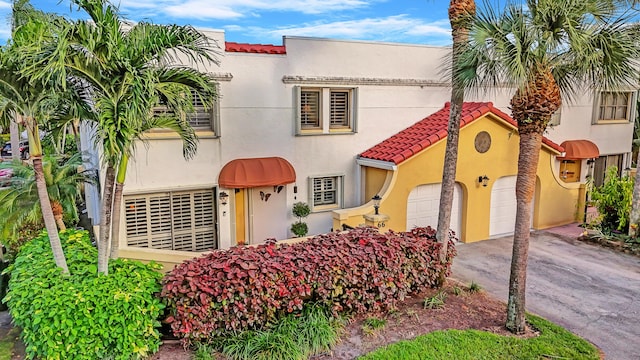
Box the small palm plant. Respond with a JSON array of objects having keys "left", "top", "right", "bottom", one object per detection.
[
  {"left": 0, "top": 153, "right": 96, "bottom": 248},
  {"left": 291, "top": 202, "right": 311, "bottom": 237}
]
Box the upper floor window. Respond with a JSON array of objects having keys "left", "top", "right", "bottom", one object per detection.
[
  {"left": 296, "top": 87, "right": 357, "bottom": 134},
  {"left": 594, "top": 91, "right": 636, "bottom": 123},
  {"left": 153, "top": 89, "right": 219, "bottom": 133}
]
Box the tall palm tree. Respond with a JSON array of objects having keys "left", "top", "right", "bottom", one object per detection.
[
  {"left": 36, "top": 0, "right": 219, "bottom": 273},
  {"left": 458, "top": 0, "right": 640, "bottom": 333},
  {"left": 0, "top": 3, "right": 71, "bottom": 273},
  {"left": 435, "top": 0, "right": 476, "bottom": 286}
]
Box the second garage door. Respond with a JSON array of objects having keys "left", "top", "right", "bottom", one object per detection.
[
  {"left": 490, "top": 176, "right": 535, "bottom": 237},
  {"left": 407, "top": 183, "right": 463, "bottom": 241}
]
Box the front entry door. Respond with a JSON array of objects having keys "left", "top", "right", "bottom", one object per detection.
[{"left": 248, "top": 186, "right": 288, "bottom": 244}]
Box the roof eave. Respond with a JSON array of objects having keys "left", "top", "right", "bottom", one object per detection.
[{"left": 356, "top": 157, "right": 398, "bottom": 170}]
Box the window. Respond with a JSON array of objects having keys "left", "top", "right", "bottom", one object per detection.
[
  {"left": 125, "top": 189, "right": 217, "bottom": 252},
  {"left": 549, "top": 108, "right": 561, "bottom": 126},
  {"left": 594, "top": 91, "right": 636, "bottom": 123},
  {"left": 593, "top": 154, "right": 624, "bottom": 187},
  {"left": 309, "top": 175, "right": 343, "bottom": 211},
  {"left": 153, "top": 89, "right": 219, "bottom": 132},
  {"left": 297, "top": 87, "right": 357, "bottom": 134}
]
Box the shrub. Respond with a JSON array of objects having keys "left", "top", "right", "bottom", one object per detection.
[
  {"left": 590, "top": 166, "right": 633, "bottom": 232},
  {"left": 212, "top": 304, "right": 342, "bottom": 360},
  {"left": 161, "top": 226, "right": 456, "bottom": 344},
  {"left": 290, "top": 202, "right": 310, "bottom": 237},
  {"left": 3, "top": 229, "right": 164, "bottom": 360}
]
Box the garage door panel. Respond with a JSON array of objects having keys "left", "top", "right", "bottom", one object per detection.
[
  {"left": 407, "top": 183, "right": 462, "bottom": 239},
  {"left": 490, "top": 176, "right": 534, "bottom": 237}
]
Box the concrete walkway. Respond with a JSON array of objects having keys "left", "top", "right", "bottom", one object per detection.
[{"left": 452, "top": 228, "right": 640, "bottom": 360}]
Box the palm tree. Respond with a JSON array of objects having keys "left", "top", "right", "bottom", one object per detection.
[
  {"left": 435, "top": 0, "right": 476, "bottom": 286},
  {"left": 629, "top": 115, "right": 640, "bottom": 237},
  {"left": 0, "top": 153, "right": 96, "bottom": 239},
  {"left": 458, "top": 0, "right": 640, "bottom": 333},
  {"left": 36, "top": 0, "right": 218, "bottom": 273},
  {"left": 0, "top": 2, "right": 71, "bottom": 273},
  {"left": 630, "top": 153, "right": 640, "bottom": 237}
]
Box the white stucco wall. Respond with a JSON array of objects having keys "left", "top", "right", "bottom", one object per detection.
[{"left": 105, "top": 30, "right": 634, "bottom": 255}]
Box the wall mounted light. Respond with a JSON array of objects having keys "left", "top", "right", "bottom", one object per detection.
[
  {"left": 219, "top": 191, "right": 229, "bottom": 205},
  {"left": 478, "top": 175, "right": 490, "bottom": 187},
  {"left": 372, "top": 194, "right": 382, "bottom": 215}
]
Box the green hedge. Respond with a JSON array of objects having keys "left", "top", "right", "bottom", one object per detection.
[{"left": 3, "top": 229, "right": 164, "bottom": 359}]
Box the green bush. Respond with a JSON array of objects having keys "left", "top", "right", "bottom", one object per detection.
[
  {"left": 591, "top": 166, "right": 633, "bottom": 232},
  {"left": 206, "top": 304, "right": 342, "bottom": 360},
  {"left": 3, "top": 229, "right": 164, "bottom": 359}
]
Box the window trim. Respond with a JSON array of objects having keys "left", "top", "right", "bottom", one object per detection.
[
  {"left": 592, "top": 90, "right": 637, "bottom": 124},
  {"left": 308, "top": 174, "right": 344, "bottom": 212},
  {"left": 295, "top": 86, "right": 358, "bottom": 135}
]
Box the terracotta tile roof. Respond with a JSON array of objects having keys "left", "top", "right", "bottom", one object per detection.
[
  {"left": 359, "top": 102, "right": 564, "bottom": 165},
  {"left": 225, "top": 42, "right": 286, "bottom": 54}
]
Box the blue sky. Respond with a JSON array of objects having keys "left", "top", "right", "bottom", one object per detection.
[{"left": 0, "top": 0, "right": 454, "bottom": 46}]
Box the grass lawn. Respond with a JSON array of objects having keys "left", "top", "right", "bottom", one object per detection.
[
  {"left": 0, "top": 327, "right": 20, "bottom": 360},
  {"left": 360, "top": 315, "right": 600, "bottom": 360}
]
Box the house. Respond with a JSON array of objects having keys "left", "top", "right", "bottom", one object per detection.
[
  {"left": 333, "top": 102, "right": 579, "bottom": 243},
  {"left": 80, "top": 30, "right": 636, "bottom": 268}
]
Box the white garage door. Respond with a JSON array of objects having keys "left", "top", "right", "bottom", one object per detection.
[
  {"left": 490, "top": 176, "right": 517, "bottom": 237},
  {"left": 406, "top": 183, "right": 462, "bottom": 241},
  {"left": 490, "top": 176, "right": 535, "bottom": 237}
]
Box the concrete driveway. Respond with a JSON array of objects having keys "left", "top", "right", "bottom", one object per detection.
[{"left": 452, "top": 231, "right": 640, "bottom": 360}]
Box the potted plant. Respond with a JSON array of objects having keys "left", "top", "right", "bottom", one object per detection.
[{"left": 291, "top": 202, "right": 310, "bottom": 237}]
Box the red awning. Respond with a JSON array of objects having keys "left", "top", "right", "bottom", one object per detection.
[
  {"left": 557, "top": 140, "right": 600, "bottom": 160},
  {"left": 218, "top": 157, "right": 296, "bottom": 188}
]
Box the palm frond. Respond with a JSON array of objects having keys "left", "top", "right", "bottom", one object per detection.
[{"left": 460, "top": 0, "right": 640, "bottom": 102}]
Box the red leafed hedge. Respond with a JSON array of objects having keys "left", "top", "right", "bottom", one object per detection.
[{"left": 161, "top": 227, "right": 456, "bottom": 342}]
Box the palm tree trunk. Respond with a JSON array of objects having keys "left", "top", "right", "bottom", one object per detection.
[
  {"left": 435, "top": 0, "right": 475, "bottom": 287},
  {"left": 51, "top": 200, "right": 66, "bottom": 231},
  {"left": 109, "top": 182, "right": 124, "bottom": 259},
  {"left": 33, "top": 156, "right": 69, "bottom": 274},
  {"left": 10, "top": 117, "right": 20, "bottom": 162},
  {"left": 506, "top": 131, "right": 542, "bottom": 334},
  {"left": 98, "top": 165, "right": 115, "bottom": 274},
  {"left": 109, "top": 154, "right": 128, "bottom": 259},
  {"left": 628, "top": 150, "right": 640, "bottom": 237}
]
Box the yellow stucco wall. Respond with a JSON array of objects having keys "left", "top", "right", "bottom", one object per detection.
[
  {"left": 365, "top": 167, "right": 388, "bottom": 200},
  {"left": 334, "top": 113, "right": 582, "bottom": 242}
]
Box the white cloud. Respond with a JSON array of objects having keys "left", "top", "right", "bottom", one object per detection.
[
  {"left": 241, "top": 15, "right": 451, "bottom": 44},
  {"left": 0, "top": 1, "right": 10, "bottom": 9},
  {"left": 405, "top": 20, "right": 451, "bottom": 37},
  {"left": 118, "top": 0, "right": 373, "bottom": 20},
  {"left": 0, "top": 22, "right": 10, "bottom": 43}
]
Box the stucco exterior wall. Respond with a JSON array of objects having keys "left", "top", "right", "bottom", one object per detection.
[
  {"left": 88, "top": 30, "right": 628, "bottom": 263},
  {"left": 334, "top": 114, "right": 581, "bottom": 243}
]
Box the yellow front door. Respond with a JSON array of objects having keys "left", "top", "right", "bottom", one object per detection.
[{"left": 234, "top": 189, "right": 246, "bottom": 245}]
